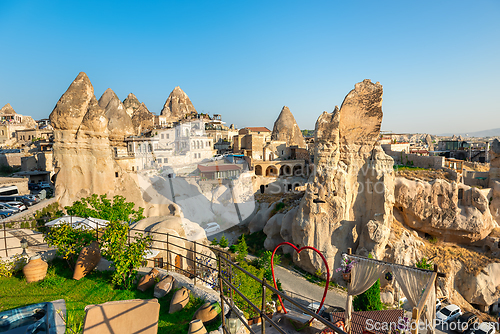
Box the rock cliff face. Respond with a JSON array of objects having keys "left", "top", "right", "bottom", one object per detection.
[
  {"left": 123, "top": 93, "right": 141, "bottom": 117},
  {"left": 489, "top": 139, "right": 500, "bottom": 226},
  {"left": 49, "top": 72, "right": 146, "bottom": 209},
  {"left": 0, "top": 103, "right": 16, "bottom": 114},
  {"left": 160, "top": 86, "right": 197, "bottom": 120},
  {"left": 122, "top": 93, "right": 154, "bottom": 134},
  {"left": 271, "top": 106, "right": 306, "bottom": 148},
  {"left": 98, "top": 88, "right": 135, "bottom": 144},
  {"left": 394, "top": 178, "right": 495, "bottom": 243},
  {"left": 265, "top": 80, "right": 395, "bottom": 277}
]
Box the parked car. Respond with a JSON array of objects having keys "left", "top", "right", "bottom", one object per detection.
[
  {"left": 0, "top": 203, "right": 19, "bottom": 213},
  {"left": 450, "top": 312, "right": 479, "bottom": 333},
  {"left": 204, "top": 222, "right": 220, "bottom": 235},
  {"left": 5, "top": 201, "right": 27, "bottom": 211},
  {"left": 210, "top": 154, "right": 223, "bottom": 161},
  {"left": 436, "top": 304, "right": 462, "bottom": 323},
  {"left": 471, "top": 322, "right": 496, "bottom": 334},
  {"left": 38, "top": 182, "right": 52, "bottom": 189},
  {"left": 28, "top": 183, "right": 41, "bottom": 191},
  {"left": 0, "top": 210, "right": 11, "bottom": 219}
]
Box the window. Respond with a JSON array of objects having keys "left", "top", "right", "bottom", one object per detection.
[
  {"left": 115, "top": 172, "right": 119, "bottom": 178},
  {"left": 164, "top": 158, "right": 168, "bottom": 163},
  {"left": 161, "top": 134, "right": 164, "bottom": 139},
  {"left": 167, "top": 134, "right": 169, "bottom": 139},
  {"left": 132, "top": 166, "right": 134, "bottom": 171},
  {"left": 154, "top": 258, "right": 164, "bottom": 268}
]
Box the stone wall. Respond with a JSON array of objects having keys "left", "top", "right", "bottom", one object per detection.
[
  {"left": 463, "top": 170, "right": 490, "bottom": 188},
  {"left": 0, "top": 153, "right": 23, "bottom": 168},
  {"left": 0, "top": 177, "right": 29, "bottom": 195},
  {"left": 389, "top": 151, "right": 444, "bottom": 169}
]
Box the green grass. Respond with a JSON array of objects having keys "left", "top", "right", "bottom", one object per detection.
[{"left": 0, "top": 258, "right": 220, "bottom": 334}]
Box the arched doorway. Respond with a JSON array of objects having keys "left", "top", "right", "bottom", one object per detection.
[
  {"left": 280, "top": 165, "right": 292, "bottom": 176},
  {"left": 293, "top": 165, "right": 302, "bottom": 176},
  {"left": 175, "top": 254, "right": 182, "bottom": 272},
  {"left": 266, "top": 166, "right": 278, "bottom": 177},
  {"left": 255, "top": 165, "right": 263, "bottom": 176},
  {"left": 260, "top": 185, "right": 265, "bottom": 194},
  {"left": 269, "top": 152, "right": 274, "bottom": 161}
]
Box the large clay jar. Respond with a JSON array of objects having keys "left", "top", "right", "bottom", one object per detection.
[
  {"left": 23, "top": 255, "right": 48, "bottom": 283},
  {"left": 73, "top": 241, "right": 101, "bottom": 280},
  {"left": 188, "top": 319, "right": 207, "bottom": 334},
  {"left": 154, "top": 275, "right": 175, "bottom": 298},
  {"left": 137, "top": 268, "right": 159, "bottom": 292},
  {"left": 169, "top": 287, "right": 190, "bottom": 313},
  {"left": 193, "top": 301, "right": 221, "bottom": 324}
]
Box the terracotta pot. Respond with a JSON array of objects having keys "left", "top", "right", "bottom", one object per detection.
[
  {"left": 276, "top": 303, "right": 283, "bottom": 313},
  {"left": 154, "top": 275, "right": 175, "bottom": 298},
  {"left": 73, "top": 241, "right": 101, "bottom": 280},
  {"left": 23, "top": 255, "right": 48, "bottom": 283},
  {"left": 342, "top": 272, "right": 351, "bottom": 282},
  {"left": 169, "top": 287, "right": 190, "bottom": 313},
  {"left": 188, "top": 319, "right": 207, "bottom": 334},
  {"left": 193, "top": 301, "right": 221, "bottom": 323},
  {"left": 137, "top": 268, "right": 159, "bottom": 292}
]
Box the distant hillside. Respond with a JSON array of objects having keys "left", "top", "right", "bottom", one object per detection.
[{"left": 439, "top": 128, "right": 500, "bottom": 138}]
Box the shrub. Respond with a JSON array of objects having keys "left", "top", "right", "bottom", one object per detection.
[
  {"left": 45, "top": 223, "right": 96, "bottom": 269},
  {"left": 353, "top": 279, "right": 382, "bottom": 311},
  {"left": 231, "top": 262, "right": 272, "bottom": 318},
  {"left": 0, "top": 254, "right": 27, "bottom": 277},
  {"left": 416, "top": 257, "right": 434, "bottom": 270},
  {"left": 211, "top": 237, "right": 218, "bottom": 246},
  {"left": 219, "top": 234, "right": 228, "bottom": 248},
  {"left": 100, "top": 220, "right": 152, "bottom": 289},
  {"left": 65, "top": 194, "right": 145, "bottom": 223}
]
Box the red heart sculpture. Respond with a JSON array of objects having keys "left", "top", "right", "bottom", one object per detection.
[{"left": 271, "top": 242, "right": 330, "bottom": 315}]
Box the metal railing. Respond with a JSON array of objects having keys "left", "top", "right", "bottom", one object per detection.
[{"left": 1, "top": 219, "right": 347, "bottom": 334}]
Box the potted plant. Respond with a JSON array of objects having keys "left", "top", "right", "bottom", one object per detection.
[{"left": 336, "top": 255, "right": 356, "bottom": 282}]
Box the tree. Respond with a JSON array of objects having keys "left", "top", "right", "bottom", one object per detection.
[
  {"left": 100, "top": 220, "right": 151, "bottom": 289},
  {"left": 353, "top": 279, "right": 383, "bottom": 311},
  {"left": 219, "top": 234, "right": 228, "bottom": 248},
  {"left": 235, "top": 235, "right": 248, "bottom": 263},
  {"left": 65, "top": 194, "right": 145, "bottom": 223}
]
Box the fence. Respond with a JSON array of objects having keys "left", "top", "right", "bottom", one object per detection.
[{"left": 1, "top": 219, "right": 347, "bottom": 334}]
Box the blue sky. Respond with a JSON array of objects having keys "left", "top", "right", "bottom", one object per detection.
[{"left": 0, "top": 0, "right": 498, "bottom": 134}]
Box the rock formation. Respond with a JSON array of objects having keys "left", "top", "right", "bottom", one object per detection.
[
  {"left": 394, "top": 178, "right": 496, "bottom": 243},
  {"left": 49, "top": 72, "right": 151, "bottom": 210},
  {"left": 271, "top": 106, "right": 306, "bottom": 148},
  {"left": 123, "top": 93, "right": 142, "bottom": 117},
  {"left": 0, "top": 103, "right": 16, "bottom": 114},
  {"left": 425, "top": 134, "right": 434, "bottom": 151},
  {"left": 263, "top": 80, "right": 395, "bottom": 277},
  {"left": 160, "top": 86, "right": 197, "bottom": 120},
  {"left": 122, "top": 93, "right": 154, "bottom": 134},
  {"left": 489, "top": 139, "right": 500, "bottom": 226},
  {"left": 98, "top": 88, "right": 135, "bottom": 144}
]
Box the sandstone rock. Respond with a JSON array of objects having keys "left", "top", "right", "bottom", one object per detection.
[
  {"left": 98, "top": 88, "right": 135, "bottom": 143},
  {"left": 271, "top": 106, "right": 306, "bottom": 148},
  {"left": 248, "top": 202, "right": 275, "bottom": 233},
  {"left": 287, "top": 80, "right": 395, "bottom": 278},
  {"left": 123, "top": 93, "right": 142, "bottom": 117},
  {"left": 394, "top": 177, "right": 495, "bottom": 243},
  {"left": 489, "top": 139, "right": 500, "bottom": 226},
  {"left": 455, "top": 262, "right": 500, "bottom": 306},
  {"left": 263, "top": 213, "right": 285, "bottom": 250},
  {"left": 0, "top": 103, "right": 16, "bottom": 114},
  {"left": 131, "top": 102, "right": 154, "bottom": 134},
  {"left": 160, "top": 86, "right": 197, "bottom": 120},
  {"left": 425, "top": 134, "right": 434, "bottom": 151},
  {"left": 380, "top": 291, "right": 394, "bottom": 305}
]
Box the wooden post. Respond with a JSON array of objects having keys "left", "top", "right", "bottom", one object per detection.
[
  {"left": 345, "top": 247, "right": 352, "bottom": 333},
  {"left": 411, "top": 307, "right": 419, "bottom": 334}
]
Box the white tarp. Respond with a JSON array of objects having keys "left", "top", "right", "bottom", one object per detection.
[{"left": 45, "top": 216, "right": 109, "bottom": 230}]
